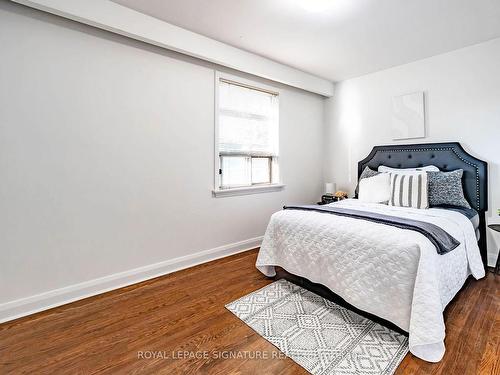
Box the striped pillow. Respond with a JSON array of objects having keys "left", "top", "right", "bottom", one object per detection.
[{"left": 389, "top": 172, "right": 429, "bottom": 209}]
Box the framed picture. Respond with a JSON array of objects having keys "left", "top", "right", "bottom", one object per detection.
[{"left": 392, "top": 91, "right": 425, "bottom": 140}]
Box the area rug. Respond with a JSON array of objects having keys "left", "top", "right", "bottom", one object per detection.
[{"left": 226, "top": 279, "right": 409, "bottom": 375}]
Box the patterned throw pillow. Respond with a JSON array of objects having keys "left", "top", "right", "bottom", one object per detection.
[
  {"left": 389, "top": 172, "right": 429, "bottom": 209},
  {"left": 427, "top": 169, "right": 471, "bottom": 209},
  {"left": 355, "top": 166, "right": 380, "bottom": 196}
]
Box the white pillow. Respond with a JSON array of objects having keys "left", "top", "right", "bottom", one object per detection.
[
  {"left": 378, "top": 165, "right": 439, "bottom": 173},
  {"left": 358, "top": 173, "right": 391, "bottom": 204}
]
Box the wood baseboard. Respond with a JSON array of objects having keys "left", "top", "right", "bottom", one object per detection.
[{"left": 0, "top": 236, "right": 263, "bottom": 323}]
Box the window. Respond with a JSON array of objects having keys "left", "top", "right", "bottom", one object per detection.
[{"left": 214, "top": 73, "right": 281, "bottom": 195}]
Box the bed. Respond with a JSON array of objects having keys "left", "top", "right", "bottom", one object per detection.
[{"left": 255, "top": 142, "right": 488, "bottom": 363}]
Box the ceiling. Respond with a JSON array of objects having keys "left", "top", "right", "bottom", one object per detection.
[{"left": 112, "top": 0, "right": 500, "bottom": 82}]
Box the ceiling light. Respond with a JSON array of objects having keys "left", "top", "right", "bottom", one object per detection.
[{"left": 294, "top": 0, "right": 335, "bottom": 13}]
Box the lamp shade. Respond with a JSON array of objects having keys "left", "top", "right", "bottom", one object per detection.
[{"left": 325, "top": 182, "right": 336, "bottom": 194}]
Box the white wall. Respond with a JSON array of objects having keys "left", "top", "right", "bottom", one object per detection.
[
  {"left": 11, "top": 0, "right": 334, "bottom": 96},
  {"left": 0, "top": 1, "right": 324, "bottom": 319},
  {"left": 324, "top": 38, "right": 500, "bottom": 266}
]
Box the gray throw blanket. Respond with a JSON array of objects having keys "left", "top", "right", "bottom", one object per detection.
[{"left": 283, "top": 205, "right": 460, "bottom": 254}]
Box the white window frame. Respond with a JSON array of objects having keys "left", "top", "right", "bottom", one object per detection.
[{"left": 213, "top": 72, "right": 284, "bottom": 197}]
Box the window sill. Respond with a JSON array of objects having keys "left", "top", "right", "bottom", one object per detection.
[{"left": 212, "top": 184, "right": 285, "bottom": 197}]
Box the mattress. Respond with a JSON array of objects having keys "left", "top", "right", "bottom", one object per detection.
[{"left": 256, "top": 199, "right": 485, "bottom": 362}]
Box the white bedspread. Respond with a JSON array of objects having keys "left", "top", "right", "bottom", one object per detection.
[{"left": 256, "top": 199, "right": 485, "bottom": 362}]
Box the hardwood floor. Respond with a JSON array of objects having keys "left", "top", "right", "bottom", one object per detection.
[{"left": 0, "top": 249, "right": 498, "bottom": 374}]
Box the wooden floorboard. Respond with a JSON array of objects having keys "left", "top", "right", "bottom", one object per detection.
[{"left": 0, "top": 249, "right": 498, "bottom": 374}]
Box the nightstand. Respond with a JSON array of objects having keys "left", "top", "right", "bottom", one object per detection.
[{"left": 488, "top": 224, "right": 500, "bottom": 274}]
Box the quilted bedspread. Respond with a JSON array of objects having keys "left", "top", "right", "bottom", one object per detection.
[{"left": 256, "top": 199, "right": 485, "bottom": 362}]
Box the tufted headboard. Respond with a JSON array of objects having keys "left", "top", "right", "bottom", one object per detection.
[{"left": 358, "top": 142, "right": 488, "bottom": 266}]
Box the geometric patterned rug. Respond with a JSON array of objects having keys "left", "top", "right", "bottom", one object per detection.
[{"left": 226, "top": 279, "right": 409, "bottom": 375}]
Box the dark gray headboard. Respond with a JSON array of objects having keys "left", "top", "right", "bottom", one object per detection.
[
  {"left": 358, "top": 142, "right": 488, "bottom": 267},
  {"left": 358, "top": 142, "right": 488, "bottom": 211}
]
